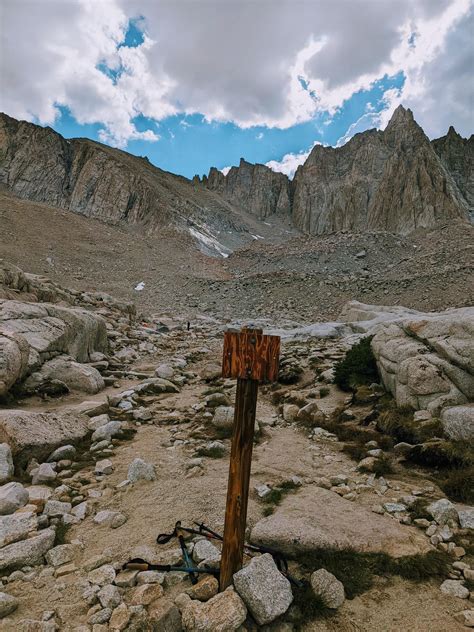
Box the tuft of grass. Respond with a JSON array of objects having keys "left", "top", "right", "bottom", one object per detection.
[
  {"left": 440, "top": 466, "right": 474, "bottom": 504},
  {"left": 293, "top": 548, "right": 450, "bottom": 600},
  {"left": 54, "top": 522, "right": 72, "bottom": 545},
  {"left": 262, "top": 505, "right": 275, "bottom": 517},
  {"left": 342, "top": 443, "right": 367, "bottom": 462},
  {"left": 371, "top": 455, "right": 394, "bottom": 476},
  {"left": 319, "top": 387, "right": 330, "bottom": 398},
  {"left": 333, "top": 336, "right": 378, "bottom": 392},
  {"left": 409, "top": 499, "right": 432, "bottom": 521},
  {"left": 291, "top": 581, "right": 332, "bottom": 629},
  {"left": 406, "top": 440, "right": 473, "bottom": 469}
]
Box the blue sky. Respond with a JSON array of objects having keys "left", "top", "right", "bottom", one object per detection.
[
  {"left": 53, "top": 72, "right": 404, "bottom": 179},
  {"left": 2, "top": 1, "right": 472, "bottom": 180}
]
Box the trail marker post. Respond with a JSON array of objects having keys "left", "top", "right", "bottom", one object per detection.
[{"left": 219, "top": 327, "right": 280, "bottom": 591}]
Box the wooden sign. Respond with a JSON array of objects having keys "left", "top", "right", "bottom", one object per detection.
[
  {"left": 219, "top": 327, "right": 281, "bottom": 591},
  {"left": 222, "top": 328, "right": 280, "bottom": 383}
]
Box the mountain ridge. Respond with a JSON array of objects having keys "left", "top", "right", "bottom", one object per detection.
[{"left": 0, "top": 106, "right": 472, "bottom": 251}]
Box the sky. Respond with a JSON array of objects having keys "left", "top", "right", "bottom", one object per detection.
[{"left": 1, "top": 0, "right": 473, "bottom": 179}]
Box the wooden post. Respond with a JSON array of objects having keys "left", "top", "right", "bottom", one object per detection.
[{"left": 219, "top": 327, "right": 280, "bottom": 591}]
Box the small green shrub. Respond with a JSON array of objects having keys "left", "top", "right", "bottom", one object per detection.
[
  {"left": 333, "top": 337, "right": 378, "bottom": 392},
  {"left": 54, "top": 522, "right": 71, "bottom": 545},
  {"left": 319, "top": 387, "right": 330, "bottom": 398},
  {"left": 406, "top": 441, "right": 473, "bottom": 469},
  {"left": 291, "top": 581, "right": 332, "bottom": 628},
  {"left": 342, "top": 443, "right": 367, "bottom": 461},
  {"left": 440, "top": 466, "right": 474, "bottom": 504},
  {"left": 409, "top": 499, "right": 431, "bottom": 521}
]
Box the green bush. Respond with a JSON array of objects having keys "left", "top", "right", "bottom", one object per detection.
[{"left": 333, "top": 337, "right": 378, "bottom": 392}]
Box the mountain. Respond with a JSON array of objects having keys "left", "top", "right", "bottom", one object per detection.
[
  {"left": 0, "top": 107, "right": 471, "bottom": 251},
  {"left": 201, "top": 106, "right": 470, "bottom": 235},
  {"left": 0, "top": 113, "right": 294, "bottom": 257}
]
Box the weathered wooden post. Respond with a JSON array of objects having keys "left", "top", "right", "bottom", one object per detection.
[{"left": 219, "top": 327, "right": 280, "bottom": 591}]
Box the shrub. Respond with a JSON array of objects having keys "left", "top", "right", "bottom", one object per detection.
[
  {"left": 333, "top": 336, "right": 378, "bottom": 392},
  {"left": 319, "top": 387, "right": 330, "bottom": 398},
  {"left": 377, "top": 403, "right": 443, "bottom": 444},
  {"left": 440, "top": 466, "right": 474, "bottom": 504},
  {"left": 406, "top": 440, "right": 472, "bottom": 469}
]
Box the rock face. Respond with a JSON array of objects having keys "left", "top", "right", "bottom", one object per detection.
[
  {"left": 0, "top": 113, "right": 272, "bottom": 258},
  {"left": 291, "top": 106, "right": 469, "bottom": 235},
  {"left": 432, "top": 126, "right": 474, "bottom": 218},
  {"left": 441, "top": 405, "right": 474, "bottom": 441},
  {"left": 205, "top": 159, "right": 291, "bottom": 219},
  {"left": 371, "top": 306, "right": 474, "bottom": 414},
  {"left": 0, "top": 409, "right": 90, "bottom": 468}
]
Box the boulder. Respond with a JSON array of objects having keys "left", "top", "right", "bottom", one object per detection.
[
  {"left": 0, "top": 330, "right": 29, "bottom": 399},
  {"left": 0, "top": 409, "right": 90, "bottom": 468},
  {"left": 211, "top": 406, "right": 235, "bottom": 431},
  {"left": 155, "top": 364, "right": 175, "bottom": 380},
  {"left": 441, "top": 405, "right": 474, "bottom": 441},
  {"left": 440, "top": 580, "right": 469, "bottom": 599},
  {"left": 192, "top": 539, "right": 221, "bottom": 564},
  {"left": 0, "top": 444, "right": 13, "bottom": 483},
  {"left": 310, "top": 568, "right": 345, "bottom": 609},
  {"left": 371, "top": 307, "right": 474, "bottom": 414},
  {"left": 0, "top": 512, "right": 37, "bottom": 547},
  {"left": 0, "top": 527, "right": 55, "bottom": 570},
  {"left": 23, "top": 355, "right": 105, "bottom": 395},
  {"left": 148, "top": 598, "right": 182, "bottom": 631},
  {"left": 91, "top": 420, "right": 123, "bottom": 443},
  {"left": 0, "top": 482, "right": 29, "bottom": 515},
  {"left": 296, "top": 402, "right": 325, "bottom": 425},
  {"left": 45, "top": 544, "right": 77, "bottom": 567},
  {"left": 458, "top": 508, "right": 474, "bottom": 530},
  {"left": 31, "top": 462, "right": 57, "bottom": 485},
  {"left": 427, "top": 499, "right": 459, "bottom": 526},
  {"left": 250, "top": 486, "right": 429, "bottom": 557},
  {"left": 178, "top": 587, "right": 247, "bottom": 632},
  {"left": 233, "top": 553, "right": 293, "bottom": 625}
]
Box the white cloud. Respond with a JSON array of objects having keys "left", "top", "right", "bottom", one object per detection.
[
  {"left": 265, "top": 142, "right": 323, "bottom": 178},
  {"left": 1, "top": 0, "right": 472, "bottom": 145}
]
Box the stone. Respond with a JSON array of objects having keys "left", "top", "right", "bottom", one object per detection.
[
  {"left": 296, "top": 402, "right": 325, "bottom": 425},
  {"left": 0, "top": 482, "right": 29, "bottom": 515},
  {"left": 130, "top": 583, "right": 164, "bottom": 605},
  {"left": 0, "top": 512, "right": 37, "bottom": 547},
  {"left": 0, "top": 527, "right": 55, "bottom": 571},
  {"left": 45, "top": 544, "right": 76, "bottom": 567},
  {"left": 114, "top": 569, "right": 138, "bottom": 588},
  {"left": 98, "top": 584, "right": 122, "bottom": 610},
  {"left": 71, "top": 501, "right": 88, "bottom": 520},
  {"left": 383, "top": 503, "right": 407, "bottom": 514},
  {"left": 31, "top": 463, "right": 57, "bottom": 485},
  {"left": 0, "top": 409, "right": 90, "bottom": 468},
  {"left": 155, "top": 364, "right": 175, "bottom": 380},
  {"left": 453, "top": 610, "right": 474, "bottom": 627},
  {"left": 192, "top": 539, "right": 221, "bottom": 563},
  {"left": 186, "top": 575, "right": 219, "bottom": 602},
  {"left": 109, "top": 603, "right": 130, "bottom": 631},
  {"left": 179, "top": 587, "right": 247, "bottom": 632},
  {"left": 93, "top": 510, "right": 127, "bottom": 528},
  {"left": 43, "top": 500, "right": 71, "bottom": 517},
  {"left": 282, "top": 405, "right": 299, "bottom": 423},
  {"left": 427, "top": 499, "right": 459, "bottom": 526},
  {"left": 24, "top": 355, "right": 104, "bottom": 395},
  {"left": 0, "top": 444, "right": 14, "bottom": 483},
  {"left": 440, "top": 580, "right": 469, "bottom": 599},
  {"left": 88, "top": 564, "right": 116, "bottom": 586},
  {"left": 250, "top": 486, "right": 429, "bottom": 557},
  {"left": 310, "top": 568, "right": 345, "bottom": 609},
  {"left": 136, "top": 570, "right": 164, "bottom": 585},
  {"left": 88, "top": 608, "right": 113, "bottom": 625},
  {"left": 211, "top": 406, "right": 235, "bottom": 431},
  {"left": 233, "top": 554, "right": 293, "bottom": 625},
  {"left": 88, "top": 414, "right": 110, "bottom": 431},
  {"left": 205, "top": 392, "right": 230, "bottom": 408},
  {"left": 0, "top": 591, "right": 18, "bottom": 618},
  {"left": 458, "top": 509, "right": 474, "bottom": 529},
  {"left": 47, "top": 445, "right": 76, "bottom": 462},
  {"left": 357, "top": 457, "right": 378, "bottom": 473},
  {"left": 127, "top": 458, "right": 156, "bottom": 482},
  {"left": 441, "top": 404, "right": 474, "bottom": 441},
  {"left": 148, "top": 598, "right": 182, "bottom": 632},
  {"left": 95, "top": 459, "right": 114, "bottom": 476},
  {"left": 92, "top": 421, "right": 123, "bottom": 443}
]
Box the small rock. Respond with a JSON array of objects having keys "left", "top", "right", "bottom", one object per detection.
[
  {"left": 93, "top": 511, "right": 127, "bottom": 529},
  {"left": 193, "top": 539, "right": 221, "bottom": 564},
  {"left": 31, "top": 463, "right": 57, "bottom": 485},
  {"left": 98, "top": 584, "right": 122, "bottom": 609},
  {"left": 127, "top": 458, "right": 156, "bottom": 483},
  {"left": 45, "top": 544, "right": 76, "bottom": 567},
  {"left": 440, "top": 579, "right": 469, "bottom": 599},
  {"left": 453, "top": 610, "right": 474, "bottom": 627},
  {"left": 0, "top": 444, "right": 14, "bottom": 484},
  {"left": 383, "top": 503, "right": 407, "bottom": 514},
  {"left": 47, "top": 445, "right": 76, "bottom": 462},
  {"left": 0, "top": 591, "right": 18, "bottom": 617},
  {"left": 109, "top": 602, "right": 130, "bottom": 631},
  {"left": 95, "top": 459, "right": 114, "bottom": 476},
  {"left": 148, "top": 598, "right": 182, "bottom": 632},
  {"left": 186, "top": 575, "right": 219, "bottom": 601},
  {"left": 427, "top": 499, "right": 459, "bottom": 526},
  {"left": 310, "top": 568, "right": 345, "bottom": 609},
  {"left": 43, "top": 500, "right": 72, "bottom": 517},
  {"left": 458, "top": 508, "right": 474, "bottom": 530},
  {"left": 88, "top": 607, "right": 112, "bottom": 625},
  {"left": 130, "top": 583, "right": 164, "bottom": 605},
  {"left": 114, "top": 570, "right": 138, "bottom": 588},
  {"left": 179, "top": 587, "right": 247, "bottom": 631},
  {"left": 136, "top": 570, "right": 164, "bottom": 585},
  {"left": 233, "top": 553, "right": 293, "bottom": 625},
  {"left": 92, "top": 421, "right": 123, "bottom": 443},
  {"left": 0, "top": 482, "right": 29, "bottom": 516}
]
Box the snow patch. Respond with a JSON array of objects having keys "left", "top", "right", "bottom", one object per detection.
[{"left": 188, "top": 226, "right": 231, "bottom": 258}]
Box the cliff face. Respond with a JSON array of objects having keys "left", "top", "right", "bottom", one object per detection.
[
  {"left": 291, "top": 106, "right": 469, "bottom": 235},
  {"left": 204, "top": 158, "right": 291, "bottom": 219},
  {"left": 432, "top": 126, "right": 474, "bottom": 215},
  {"left": 0, "top": 113, "right": 250, "bottom": 240}
]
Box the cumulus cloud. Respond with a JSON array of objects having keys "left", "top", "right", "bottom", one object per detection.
[
  {"left": 266, "top": 142, "right": 323, "bottom": 178},
  {"left": 1, "top": 0, "right": 472, "bottom": 146}
]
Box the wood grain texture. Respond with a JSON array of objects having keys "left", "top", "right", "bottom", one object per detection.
[
  {"left": 222, "top": 328, "right": 280, "bottom": 382},
  {"left": 219, "top": 377, "right": 259, "bottom": 590}
]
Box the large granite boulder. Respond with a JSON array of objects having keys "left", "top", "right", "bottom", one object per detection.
[
  {"left": 250, "top": 487, "right": 429, "bottom": 558},
  {"left": 0, "top": 409, "right": 90, "bottom": 468},
  {"left": 23, "top": 355, "right": 104, "bottom": 395},
  {"left": 371, "top": 307, "right": 474, "bottom": 414},
  {"left": 441, "top": 404, "right": 474, "bottom": 441}
]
